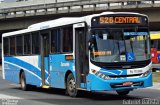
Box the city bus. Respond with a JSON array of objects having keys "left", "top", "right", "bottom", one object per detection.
[
  {"left": 150, "top": 31, "right": 160, "bottom": 70},
  {"left": 2, "top": 12, "right": 152, "bottom": 97}
]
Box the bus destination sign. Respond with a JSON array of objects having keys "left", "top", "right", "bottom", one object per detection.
[
  {"left": 92, "top": 15, "right": 147, "bottom": 26},
  {"left": 100, "top": 16, "right": 140, "bottom": 24}
]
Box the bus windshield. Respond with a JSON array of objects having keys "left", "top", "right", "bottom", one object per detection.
[{"left": 90, "top": 28, "right": 150, "bottom": 63}]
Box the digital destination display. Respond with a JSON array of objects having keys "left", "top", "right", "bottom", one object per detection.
[
  {"left": 91, "top": 15, "right": 148, "bottom": 26},
  {"left": 99, "top": 16, "right": 141, "bottom": 24}
]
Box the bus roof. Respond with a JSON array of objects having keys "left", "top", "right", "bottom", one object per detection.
[
  {"left": 2, "top": 12, "right": 147, "bottom": 37},
  {"left": 150, "top": 31, "right": 160, "bottom": 40}
]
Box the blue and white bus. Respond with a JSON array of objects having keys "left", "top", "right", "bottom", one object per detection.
[{"left": 2, "top": 12, "right": 152, "bottom": 97}]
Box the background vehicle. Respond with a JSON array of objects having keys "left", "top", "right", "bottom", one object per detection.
[
  {"left": 150, "top": 31, "right": 160, "bottom": 71},
  {"left": 2, "top": 12, "right": 152, "bottom": 97}
]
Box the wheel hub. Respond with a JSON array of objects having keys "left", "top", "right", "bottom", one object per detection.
[{"left": 68, "top": 79, "right": 75, "bottom": 91}]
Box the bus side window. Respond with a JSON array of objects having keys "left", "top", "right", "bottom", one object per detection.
[
  {"left": 4, "top": 38, "right": 9, "bottom": 56},
  {"left": 62, "top": 26, "right": 73, "bottom": 53},
  {"left": 51, "top": 29, "right": 61, "bottom": 53},
  {"left": 32, "top": 32, "right": 40, "bottom": 54},
  {"left": 16, "top": 35, "right": 23, "bottom": 55},
  {"left": 51, "top": 29, "right": 56, "bottom": 53},
  {"left": 24, "top": 34, "right": 31, "bottom": 55},
  {"left": 10, "top": 36, "right": 16, "bottom": 55}
]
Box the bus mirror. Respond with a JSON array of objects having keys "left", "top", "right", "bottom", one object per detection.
[
  {"left": 88, "top": 44, "right": 92, "bottom": 51},
  {"left": 88, "top": 36, "right": 95, "bottom": 50},
  {"left": 88, "top": 40, "right": 93, "bottom": 51}
]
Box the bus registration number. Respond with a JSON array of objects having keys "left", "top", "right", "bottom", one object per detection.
[
  {"left": 123, "top": 82, "right": 133, "bottom": 86},
  {"left": 128, "top": 69, "right": 143, "bottom": 74}
]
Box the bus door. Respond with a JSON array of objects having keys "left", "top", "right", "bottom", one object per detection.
[
  {"left": 74, "top": 23, "right": 89, "bottom": 89},
  {"left": 40, "top": 31, "right": 50, "bottom": 87}
]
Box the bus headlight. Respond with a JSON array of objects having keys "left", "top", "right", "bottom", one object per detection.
[
  {"left": 142, "top": 68, "right": 152, "bottom": 77},
  {"left": 95, "top": 71, "right": 111, "bottom": 80}
]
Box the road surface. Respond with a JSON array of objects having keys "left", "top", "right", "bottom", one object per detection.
[{"left": 0, "top": 71, "right": 160, "bottom": 105}]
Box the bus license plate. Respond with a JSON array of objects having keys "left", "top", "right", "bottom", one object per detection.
[
  {"left": 123, "top": 82, "right": 133, "bottom": 86},
  {"left": 128, "top": 69, "right": 143, "bottom": 74}
]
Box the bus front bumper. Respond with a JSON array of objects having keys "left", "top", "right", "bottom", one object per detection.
[{"left": 86, "top": 72, "right": 152, "bottom": 91}]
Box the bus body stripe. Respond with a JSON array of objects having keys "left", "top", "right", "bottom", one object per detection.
[
  {"left": 4, "top": 61, "right": 42, "bottom": 80},
  {"left": 4, "top": 57, "right": 50, "bottom": 85}
]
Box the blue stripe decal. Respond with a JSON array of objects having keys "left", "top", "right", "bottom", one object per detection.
[
  {"left": 4, "top": 61, "right": 41, "bottom": 80},
  {"left": 4, "top": 57, "right": 47, "bottom": 78},
  {"left": 100, "top": 69, "right": 127, "bottom": 76}
]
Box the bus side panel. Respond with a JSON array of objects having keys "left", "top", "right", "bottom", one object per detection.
[
  {"left": 4, "top": 58, "right": 20, "bottom": 84},
  {"left": 86, "top": 72, "right": 152, "bottom": 91},
  {"left": 4, "top": 56, "right": 42, "bottom": 87},
  {"left": 49, "top": 54, "right": 75, "bottom": 89},
  {"left": 86, "top": 64, "right": 152, "bottom": 91}
]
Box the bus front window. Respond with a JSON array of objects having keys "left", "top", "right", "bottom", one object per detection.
[{"left": 89, "top": 29, "right": 150, "bottom": 63}]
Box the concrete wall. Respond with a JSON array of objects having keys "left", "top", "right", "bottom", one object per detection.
[{"left": 0, "top": 0, "right": 79, "bottom": 9}]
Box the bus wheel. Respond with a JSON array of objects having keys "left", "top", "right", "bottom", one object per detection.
[
  {"left": 20, "top": 72, "right": 28, "bottom": 91},
  {"left": 116, "top": 90, "right": 130, "bottom": 96},
  {"left": 66, "top": 73, "right": 77, "bottom": 97}
]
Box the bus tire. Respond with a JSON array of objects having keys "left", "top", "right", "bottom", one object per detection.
[
  {"left": 20, "top": 72, "right": 29, "bottom": 91},
  {"left": 116, "top": 90, "right": 130, "bottom": 96},
  {"left": 66, "top": 73, "right": 77, "bottom": 97}
]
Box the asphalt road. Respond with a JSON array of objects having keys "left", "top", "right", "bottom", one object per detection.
[{"left": 0, "top": 72, "right": 160, "bottom": 105}]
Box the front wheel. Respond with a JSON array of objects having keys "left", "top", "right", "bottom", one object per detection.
[
  {"left": 66, "top": 73, "right": 78, "bottom": 97},
  {"left": 20, "top": 72, "right": 29, "bottom": 91},
  {"left": 116, "top": 90, "right": 130, "bottom": 96}
]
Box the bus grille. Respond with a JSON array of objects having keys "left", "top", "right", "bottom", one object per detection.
[
  {"left": 109, "top": 74, "right": 142, "bottom": 78},
  {"left": 110, "top": 81, "right": 143, "bottom": 88}
]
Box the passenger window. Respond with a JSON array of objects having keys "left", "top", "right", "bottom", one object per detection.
[
  {"left": 24, "top": 34, "right": 31, "bottom": 54},
  {"left": 32, "top": 32, "right": 40, "bottom": 54},
  {"left": 10, "top": 37, "right": 16, "bottom": 55},
  {"left": 51, "top": 29, "right": 61, "bottom": 53},
  {"left": 3, "top": 38, "right": 9, "bottom": 56},
  {"left": 62, "top": 26, "right": 73, "bottom": 53},
  {"left": 16, "top": 35, "right": 23, "bottom": 55}
]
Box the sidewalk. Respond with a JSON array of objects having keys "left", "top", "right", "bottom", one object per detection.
[{"left": 149, "top": 82, "right": 160, "bottom": 90}]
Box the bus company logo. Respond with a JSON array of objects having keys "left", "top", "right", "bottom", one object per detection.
[
  {"left": 122, "top": 66, "right": 131, "bottom": 69},
  {"left": 61, "top": 62, "right": 70, "bottom": 67},
  {"left": 123, "top": 98, "right": 160, "bottom": 104}
]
